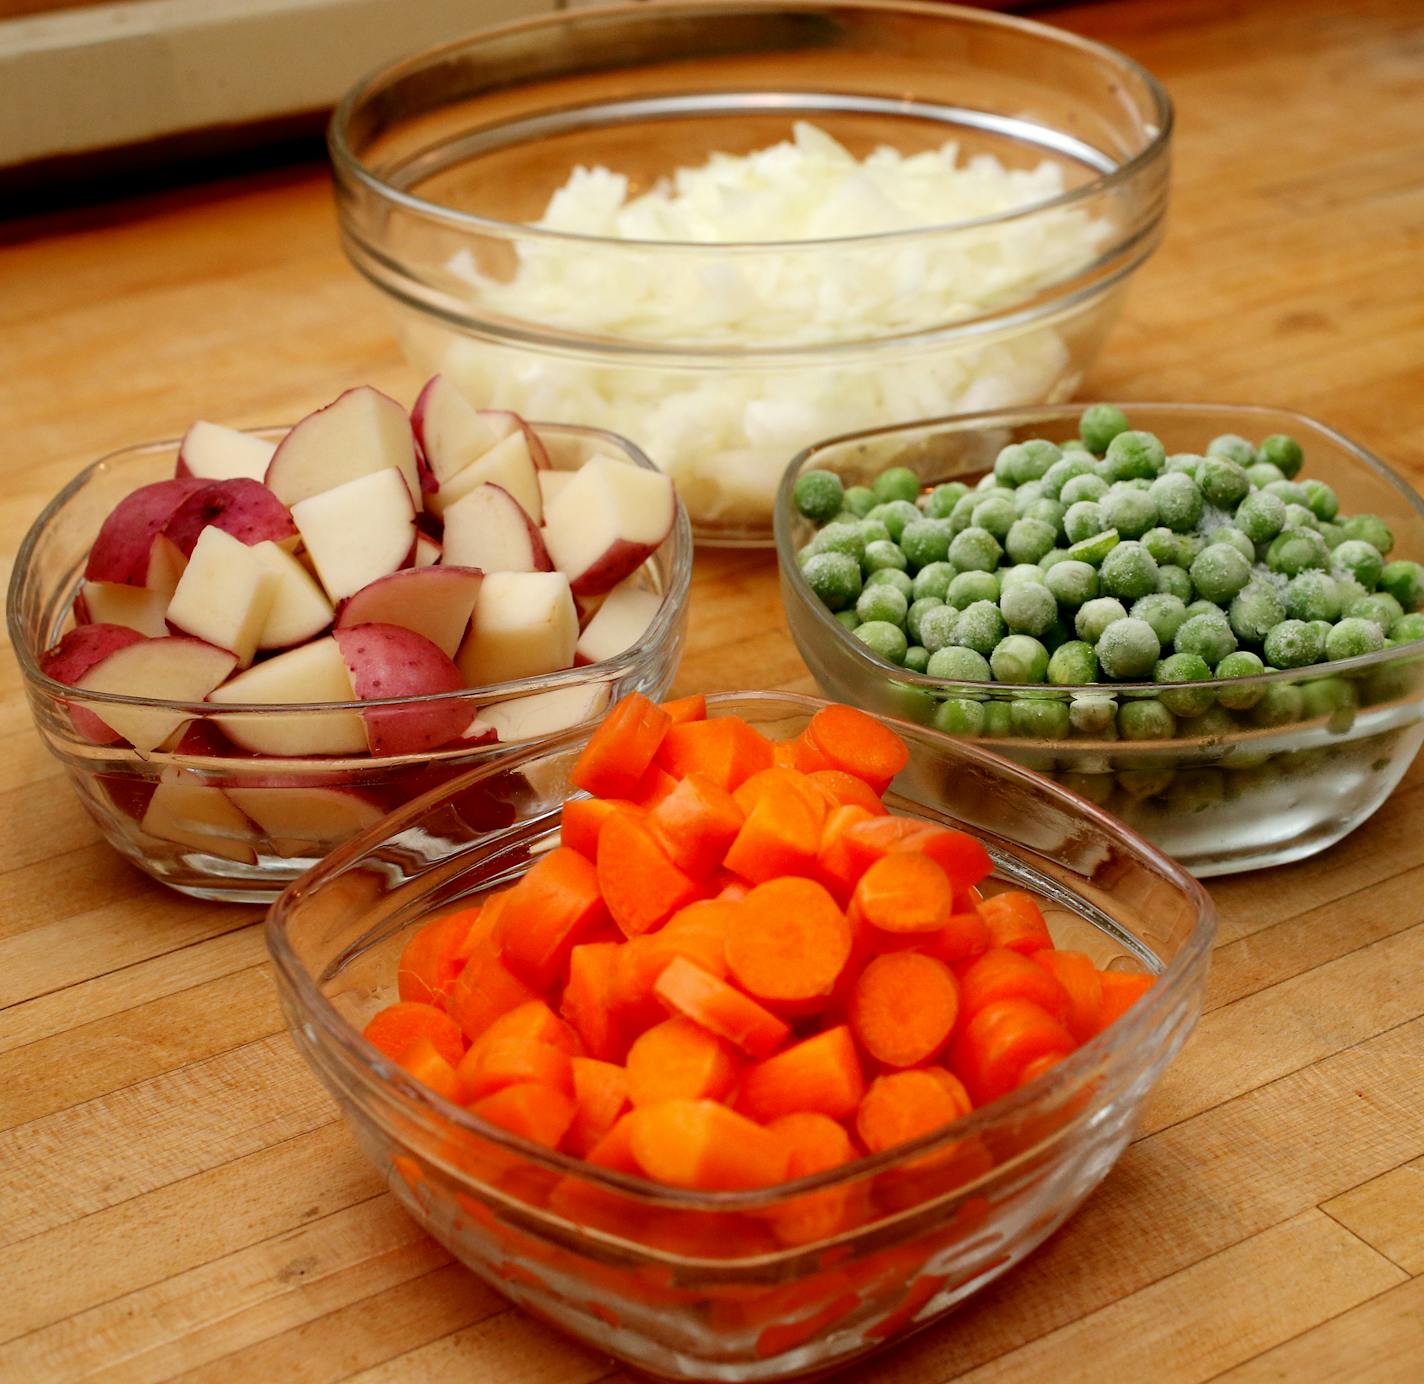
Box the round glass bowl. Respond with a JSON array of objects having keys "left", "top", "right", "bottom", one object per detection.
[
  {"left": 776, "top": 403, "right": 1424, "bottom": 876},
  {"left": 329, "top": 0, "right": 1171, "bottom": 545},
  {"left": 266, "top": 691, "right": 1211, "bottom": 1381},
  {"left": 8, "top": 423, "right": 691, "bottom": 903}
]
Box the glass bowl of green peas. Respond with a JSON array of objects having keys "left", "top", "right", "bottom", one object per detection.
[{"left": 775, "top": 403, "right": 1424, "bottom": 875}]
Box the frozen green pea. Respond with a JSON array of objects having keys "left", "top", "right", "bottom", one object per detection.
[
  {"left": 1332, "top": 539, "right": 1385, "bottom": 590},
  {"left": 1004, "top": 518, "right": 1058, "bottom": 564},
  {"left": 993, "top": 444, "right": 1025, "bottom": 483},
  {"left": 1063, "top": 500, "right": 1107, "bottom": 545},
  {"left": 1263, "top": 479, "right": 1310, "bottom": 509},
  {"left": 857, "top": 518, "right": 891, "bottom": 546},
  {"left": 855, "top": 620, "right": 908, "bottom": 664},
  {"left": 1140, "top": 526, "right": 1182, "bottom": 566},
  {"left": 803, "top": 551, "right": 862, "bottom": 611},
  {"left": 906, "top": 596, "right": 944, "bottom": 643},
  {"left": 912, "top": 562, "right": 956, "bottom": 601},
  {"left": 1213, "top": 526, "right": 1257, "bottom": 562},
  {"left": 1258, "top": 433, "right": 1304, "bottom": 478},
  {"left": 1229, "top": 582, "right": 1287, "bottom": 643},
  {"left": 1326, "top": 616, "right": 1387, "bottom": 661},
  {"left": 1182, "top": 599, "right": 1219, "bottom": 622},
  {"left": 1262, "top": 619, "right": 1326, "bottom": 669},
  {"left": 865, "top": 567, "right": 914, "bottom": 598},
  {"left": 1060, "top": 472, "right": 1109, "bottom": 506},
  {"left": 917, "top": 604, "right": 961, "bottom": 654},
  {"left": 1379, "top": 560, "right": 1424, "bottom": 611},
  {"left": 1009, "top": 439, "right": 1062, "bottom": 485},
  {"left": 948, "top": 571, "right": 999, "bottom": 608},
  {"left": 1069, "top": 693, "right": 1117, "bottom": 732},
  {"left": 1041, "top": 455, "right": 1095, "bottom": 499},
  {"left": 1012, "top": 482, "right": 1045, "bottom": 515},
  {"left": 976, "top": 473, "right": 1010, "bottom": 493},
  {"left": 855, "top": 583, "right": 909, "bottom": 626},
  {"left": 842, "top": 485, "right": 876, "bottom": 517},
  {"left": 1154, "top": 652, "right": 1215, "bottom": 717},
  {"left": 1189, "top": 543, "right": 1252, "bottom": 603},
  {"left": 1198, "top": 457, "right": 1251, "bottom": 509},
  {"left": 1025, "top": 498, "right": 1066, "bottom": 531},
  {"left": 1038, "top": 547, "right": 1072, "bottom": 571},
  {"left": 1266, "top": 527, "right": 1330, "bottom": 575},
  {"left": 1101, "top": 487, "right": 1159, "bottom": 540},
  {"left": 949, "top": 526, "right": 1003, "bottom": 573},
  {"left": 1096, "top": 616, "right": 1161, "bottom": 679},
  {"left": 866, "top": 500, "right": 922, "bottom": 542},
  {"left": 1100, "top": 541, "right": 1161, "bottom": 601},
  {"left": 872, "top": 467, "right": 920, "bottom": 505},
  {"left": 1283, "top": 503, "right": 1319, "bottom": 533},
  {"left": 990, "top": 635, "right": 1050, "bottom": 684},
  {"left": 1066, "top": 529, "right": 1122, "bottom": 566},
  {"left": 1340, "top": 513, "right": 1394, "bottom": 555},
  {"left": 901, "top": 645, "right": 930, "bottom": 675},
  {"left": 1346, "top": 592, "right": 1404, "bottom": 632},
  {"left": 1207, "top": 433, "right": 1256, "bottom": 467},
  {"left": 999, "top": 563, "right": 1047, "bottom": 591},
  {"left": 1118, "top": 767, "right": 1175, "bottom": 798},
  {"left": 1215, "top": 650, "right": 1266, "bottom": 709},
  {"left": 793, "top": 469, "right": 845, "bottom": 521},
  {"left": 1079, "top": 403, "right": 1131, "bottom": 454},
  {"left": 1148, "top": 472, "right": 1204, "bottom": 532},
  {"left": 982, "top": 701, "right": 1015, "bottom": 738},
  {"left": 921, "top": 482, "right": 968, "bottom": 518},
  {"left": 1041, "top": 617, "right": 1073, "bottom": 653},
  {"left": 1301, "top": 676, "right": 1358, "bottom": 721},
  {"left": 1175, "top": 611, "right": 1238, "bottom": 664},
  {"left": 1283, "top": 570, "right": 1342, "bottom": 623},
  {"left": 899, "top": 518, "right": 952, "bottom": 571},
  {"left": 864, "top": 539, "right": 909, "bottom": 574},
  {"left": 833, "top": 610, "right": 860, "bottom": 633},
  {"left": 1301, "top": 479, "right": 1339, "bottom": 522},
  {"left": 971, "top": 495, "right": 1017, "bottom": 540},
  {"left": 1317, "top": 521, "right": 1346, "bottom": 549},
  {"left": 1165, "top": 453, "right": 1205, "bottom": 477},
  {"left": 1048, "top": 640, "right": 1100, "bottom": 685},
  {"left": 1156, "top": 564, "right": 1193, "bottom": 602},
  {"left": 1167, "top": 768, "right": 1227, "bottom": 814},
  {"left": 999, "top": 583, "right": 1058, "bottom": 637},
  {"left": 926, "top": 645, "right": 991, "bottom": 681},
  {"left": 947, "top": 493, "right": 980, "bottom": 534},
  {"left": 1076, "top": 596, "right": 1128, "bottom": 643},
  {"left": 798, "top": 542, "right": 817, "bottom": 565},
  {"left": 1252, "top": 683, "right": 1304, "bottom": 726},
  {"left": 1234, "top": 490, "right": 1287, "bottom": 544},
  {"left": 1192, "top": 702, "right": 1238, "bottom": 736},
  {"left": 1245, "top": 461, "right": 1287, "bottom": 489},
  {"left": 1131, "top": 592, "right": 1189, "bottom": 645},
  {"left": 1011, "top": 697, "right": 1070, "bottom": 738},
  {"left": 1103, "top": 429, "right": 1166, "bottom": 481},
  {"left": 810, "top": 521, "right": 866, "bottom": 563},
  {"left": 1046, "top": 559, "right": 1099, "bottom": 608},
  {"left": 933, "top": 697, "right": 986, "bottom": 735},
  {"left": 952, "top": 600, "right": 1008, "bottom": 656},
  {"left": 1389, "top": 612, "right": 1424, "bottom": 643},
  {"left": 1118, "top": 698, "right": 1177, "bottom": 740},
  {"left": 1058, "top": 771, "right": 1115, "bottom": 806}
]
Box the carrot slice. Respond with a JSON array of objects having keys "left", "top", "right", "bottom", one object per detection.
[
  {"left": 850, "top": 952, "right": 959, "bottom": 1068},
  {"left": 1095, "top": 970, "right": 1155, "bottom": 1032},
  {"left": 855, "top": 1068, "right": 972, "bottom": 1155},
  {"left": 895, "top": 826, "right": 993, "bottom": 894},
  {"left": 958, "top": 947, "right": 1073, "bottom": 1027},
  {"left": 815, "top": 803, "right": 879, "bottom": 900},
  {"left": 627, "top": 763, "right": 679, "bottom": 809},
  {"left": 950, "top": 998, "right": 1075, "bottom": 1104},
  {"left": 397, "top": 1035, "right": 465, "bottom": 1103},
  {"left": 1016, "top": 1051, "right": 1066, "bottom": 1087},
  {"left": 726, "top": 876, "right": 852, "bottom": 1008},
  {"left": 584, "top": 1110, "right": 641, "bottom": 1173},
  {"left": 764, "top": 1112, "right": 859, "bottom": 1246},
  {"left": 805, "top": 769, "right": 889, "bottom": 815},
  {"left": 803, "top": 704, "right": 909, "bottom": 794},
  {"left": 723, "top": 779, "right": 826, "bottom": 885},
  {"left": 565, "top": 1057, "right": 631, "bottom": 1156},
  {"left": 1030, "top": 950, "right": 1103, "bottom": 1042},
  {"left": 731, "top": 766, "right": 830, "bottom": 819},
  {"left": 654, "top": 956, "right": 791, "bottom": 1059},
  {"left": 468, "top": 1081, "right": 577, "bottom": 1149},
  {"left": 831, "top": 814, "right": 925, "bottom": 883},
  {"left": 851, "top": 852, "right": 955, "bottom": 935},
  {"left": 626, "top": 1016, "right": 740, "bottom": 1108},
  {"left": 495, "top": 845, "right": 609, "bottom": 988},
  {"left": 648, "top": 772, "right": 745, "bottom": 878},
  {"left": 660, "top": 693, "right": 707, "bottom": 724},
  {"left": 738, "top": 1026, "right": 864, "bottom": 1124},
  {"left": 560, "top": 797, "right": 635, "bottom": 861},
  {"left": 468, "top": 998, "right": 580, "bottom": 1059},
  {"left": 457, "top": 1036, "right": 574, "bottom": 1101},
  {"left": 628, "top": 1100, "right": 788, "bottom": 1190},
  {"left": 570, "top": 692, "right": 671, "bottom": 799},
  {"left": 656, "top": 717, "right": 774, "bottom": 792},
  {"left": 921, "top": 909, "right": 992, "bottom": 966},
  {"left": 561, "top": 941, "right": 626, "bottom": 1061},
  {"left": 364, "top": 1000, "right": 466, "bottom": 1068},
  {"left": 610, "top": 898, "right": 735, "bottom": 1025},
  {"left": 597, "top": 810, "right": 702, "bottom": 938},
  {"left": 978, "top": 891, "right": 1053, "bottom": 954},
  {"left": 397, "top": 906, "right": 488, "bottom": 1009},
  {"left": 447, "top": 937, "right": 541, "bottom": 1044}
]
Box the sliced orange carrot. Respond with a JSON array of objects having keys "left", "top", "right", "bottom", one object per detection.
[
  {"left": 656, "top": 717, "right": 774, "bottom": 792},
  {"left": 754, "top": 1292, "right": 862, "bottom": 1359},
  {"left": 715, "top": 873, "right": 751, "bottom": 902},
  {"left": 582, "top": 1110, "right": 642, "bottom": 1173},
  {"left": 1095, "top": 970, "right": 1155, "bottom": 1032},
  {"left": 851, "top": 851, "right": 955, "bottom": 935},
  {"left": 627, "top": 1099, "right": 788, "bottom": 1190},
  {"left": 397, "top": 1035, "right": 465, "bottom": 1103},
  {"left": 894, "top": 826, "right": 993, "bottom": 894},
  {"left": 957, "top": 947, "right": 1073, "bottom": 1028},
  {"left": 397, "top": 906, "right": 488, "bottom": 1009},
  {"left": 570, "top": 692, "right": 671, "bottom": 799},
  {"left": 495, "top": 845, "right": 609, "bottom": 988},
  {"left": 447, "top": 937, "right": 541, "bottom": 1044},
  {"left": 660, "top": 693, "right": 707, "bottom": 724},
  {"left": 467, "top": 998, "right": 580, "bottom": 1060},
  {"left": 802, "top": 704, "right": 909, "bottom": 794},
  {"left": 364, "top": 1000, "right": 466, "bottom": 1068},
  {"left": 1030, "top": 950, "right": 1103, "bottom": 1042},
  {"left": 560, "top": 796, "right": 635, "bottom": 861},
  {"left": 723, "top": 778, "right": 826, "bottom": 885},
  {"left": 626, "top": 1015, "right": 740, "bottom": 1108},
  {"left": 921, "top": 908, "right": 992, "bottom": 966},
  {"left": 850, "top": 952, "right": 959, "bottom": 1068},
  {"left": 561, "top": 941, "right": 627, "bottom": 1061},
  {"left": 855, "top": 1067, "right": 972, "bottom": 1155},
  {"left": 978, "top": 890, "right": 1053, "bottom": 954},
  {"left": 566, "top": 1057, "right": 631, "bottom": 1157},
  {"left": 738, "top": 1025, "right": 864, "bottom": 1124},
  {"left": 790, "top": 728, "right": 832, "bottom": 775},
  {"left": 457, "top": 1036, "right": 573, "bottom": 1102},
  {"left": 832, "top": 814, "right": 925, "bottom": 882},
  {"left": 763, "top": 1112, "right": 859, "bottom": 1246},
  {"left": 1016, "top": 1051, "right": 1065, "bottom": 1087},
  {"left": 731, "top": 766, "right": 829, "bottom": 819},
  {"left": 648, "top": 772, "right": 745, "bottom": 878},
  {"left": 950, "top": 998, "right": 1075, "bottom": 1104},
  {"left": 610, "top": 898, "right": 734, "bottom": 1025},
  {"left": 771, "top": 738, "right": 801, "bottom": 769},
  {"left": 654, "top": 956, "right": 791, "bottom": 1059},
  {"left": 597, "top": 810, "right": 703, "bottom": 938},
  {"left": 815, "top": 803, "right": 879, "bottom": 900},
  {"left": 468, "top": 1081, "right": 577, "bottom": 1149},
  {"left": 805, "top": 769, "right": 889, "bottom": 815},
  {"left": 626, "top": 762, "right": 679, "bottom": 809},
  {"left": 725, "top": 876, "right": 852, "bottom": 1009}
]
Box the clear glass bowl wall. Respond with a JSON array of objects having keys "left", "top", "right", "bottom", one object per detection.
[
  {"left": 776, "top": 403, "right": 1424, "bottom": 876},
  {"left": 267, "top": 692, "right": 1212, "bottom": 1381},
  {"left": 8, "top": 425, "right": 691, "bottom": 903},
  {"left": 329, "top": 0, "right": 1172, "bottom": 544}
]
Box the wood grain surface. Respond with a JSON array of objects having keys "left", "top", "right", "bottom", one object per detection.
[{"left": 2, "top": 0, "right": 1423, "bottom": 1378}]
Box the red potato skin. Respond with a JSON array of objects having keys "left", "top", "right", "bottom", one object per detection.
[
  {"left": 565, "top": 536, "right": 667, "bottom": 598},
  {"left": 333, "top": 623, "right": 472, "bottom": 756},
  {"left": 478, "top": 410, "right": 550, "bottom": 470},
  {"left": 333, "top": 565, "right": 484, "bottom": 658},
  {"left": 159, "top": 478, "right": 297, "bottom": 557},
  {"left": 39, "top": 623, "right": 149, "bottom": 743},
  {"left": 84, "top": 477, "right": 208, "bottom": 585},
  {"left": 444, "top": 483, "right": 553, "bottom": 573}
]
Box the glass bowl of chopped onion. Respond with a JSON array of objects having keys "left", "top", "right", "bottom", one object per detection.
[{"left": 330, "top": 0, "right": 1171, "bottom": 545}]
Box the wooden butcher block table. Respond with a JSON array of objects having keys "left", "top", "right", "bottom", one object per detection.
[{"left": 1, "top": 0, "right": 1421, "bottom": 1378}]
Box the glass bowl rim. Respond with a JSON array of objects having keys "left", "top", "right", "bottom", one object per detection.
[
  {"left": 264, "top": 688, "right": 1215, "bottom": 1217},
  {"left": 327, "top": 0, "right": 1174, "bottom": 254},
  {"left": 7, "top": 421, "right": 693, "bottom": 729},
  {"left": 775, "top": 399, "right": 1424, "bottom": 698}
]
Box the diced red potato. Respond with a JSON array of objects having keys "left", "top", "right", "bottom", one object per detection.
[
  {"left": 264, "top": 385, "right": 422, "bottom": 510},
  {"left": 481, "top": 409, "right": 550, "bottom": 468},
  {"left": 334, "top": 565, "right": 483, "bottom": 659},
  {"left": 164, "top": 526, "right": 278, "bottom": 668},
  {"left": 139, "top": 769, "right": 257, "bottom": 863},
  {"left": 75, "top": 582, "right": 169, "bottom": 638},
  {"left": 334, "top": 623, "right": 472, "bottom": 756},
  {"left": 465, "top": 682, "right": 612, "bottom": 744},
  {"left": 251, "top": 541, "right": 335, "bottom": 650},
  {"left": 145, "top": 535, "right": 189, "bottom": 599},
  {"left": 39, "top": 623, "right": 149, "bottom": 744},
  {"left": 223, "top": 783, "right": 385, "bottom": 858},
  {"left": 427, "top": 429, "right": 544, "bottom": 521},
  {"left": 574, "top": 581, "right": 663, "bottom": 665},
  {"left": 441, "top": 483, "right": 551, "bottom": 574},
  {"left": 456, "top": 571, "right": 579, "bottom": 686},
  {"left": 176, "top": 420, "right": 277, "bottom": 483},
  {"left": 291, "top": 467, "right": 416, "bottom": 603},
  {"left": 541, "top": 456, "right": 676, "bottom": 596},
  {"left": 159, "top": 478, "right": 298, "bottom": 557},
  {"left": 410, "top": 374, "right": 507, "bottom": 487},
  {"left": 412, "top": 533, "right": 442, "bottom": 567},
  {"left": 84, "top": 476, "right": 207, "bottom": 586},
  {"left": 536, "top": 470, "right": 575, "bottom": 510}
]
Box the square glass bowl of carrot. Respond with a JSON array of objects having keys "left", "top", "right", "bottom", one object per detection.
[{"left": 267, "top": 691, "right": 1213, "bottom": 1380}]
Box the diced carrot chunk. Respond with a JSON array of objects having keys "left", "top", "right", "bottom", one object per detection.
[
  {"left": 1095, "top": 970, "right": 1155, "bottom": 1032},
  {"left": 496, "top": 845, "right": 609, "bottom": 988},
  {"left": 738, "top": 1026, "right": 864, "bottom": 1124},
  {"left": 856, "top": 1068, "right": 972, "bottom": 1155},
  {"left": 660, "top": 693, "right": 707, "bottom": 725},
  {"left": 397, "top": 906, "right": 488, "bottom": 1009},
  {"left": 656, "top": 717, "right": 774, "bottom": 792},
  {"left": 598, "top": 811, "right": 703, "bottom": 937},
  {"left": 723, "top": 780, "right": 826, "bottom": 885},
  {"left": 628, "top": 1100, "right": 789, "bottom": 1190},
  {"left": 958, "top": 948, "right": 1072, "bottom": 1027},
  {"left": 950, "top": 998, "right": 1075, "bottom": 1104},
  {"left": 561, "top": 942, "right": 626, "bottom": 1061},
  {"left": 364, "top": 1000, "right": 466, "bottom": 1068},
  {"left": 978, "top": 890, "right": 1053, "bottom": 954},
  {"left": 397, "top": 1035, "right": 465, "bottom": 1103},
  {"left": 648, "top": 772, "right": 745, "bottom": 878},
  {"left": 626, "top": 1016, "right": 740, "bottom": 1108},
  {"left": 560, "top": 797, "right": 635, "bottom": 861},
  {"left": 570, "top": 692, "right": 671, "bottom": 798},
  {"left": 468, "top": 1082, "right": 577, "bottom": 1149},
  {"left": 448, "top": 938, "right": 541, "bottom": 1043},
  {"left": 653, "top": 956, "right": 790, "bottom": 1059},
  {"left": 567, "top": 1057, "right": 631, "bottom": 1156},
  {"left": 1031, "top": 950, "right": 1103, "bottom": 1042},
  {"left": 726, "top": 877, "right": 851, "bottom": 1008},
  {"left": 850, "top": 952, "right": 959, "bottom": 1068},
  {"left": 802, "top": 704, "right": 909, "bottom": 794}
]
